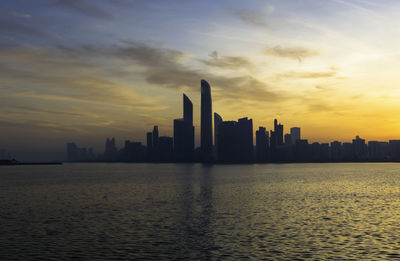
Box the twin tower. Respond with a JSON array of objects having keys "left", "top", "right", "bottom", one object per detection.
[{"left": 173, "top": 79, "right": 213, "bottom": 162}]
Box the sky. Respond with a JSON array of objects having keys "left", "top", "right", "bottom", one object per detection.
[{"left": 2, "top": 0, "right": 400, "bottom": 161}]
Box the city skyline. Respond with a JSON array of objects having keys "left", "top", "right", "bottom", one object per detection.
[
  {"left": 64, "top": 79, "right": 400, "bottom": 164},
  {"left": 4, "top": 1, "right": 400, "bottom": 161}
]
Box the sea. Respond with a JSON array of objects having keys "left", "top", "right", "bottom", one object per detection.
[{"left": 1, "top": 163, "right": 400, "bottom": 260}]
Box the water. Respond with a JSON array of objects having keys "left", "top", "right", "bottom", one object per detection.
[{"left": 1, "top": 163, "right": 400, "bottom": 260}]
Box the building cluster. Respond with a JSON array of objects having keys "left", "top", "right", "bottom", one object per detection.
[{"left": 66, "top": 79, "right": 400, "bottom": 163}]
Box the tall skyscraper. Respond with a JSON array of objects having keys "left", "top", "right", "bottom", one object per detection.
[
  {"left": 217, "top": 121, "right": 237, "bottom": 162},
  {"left": 284, "top": 133, "right": 292, "bottom": 146},
  {"left": 146, "top": 132, "right": 153, "bottom": 161},
  {"left": 201, "top": 79, "right": 213, "bottom": 161},
  {"left": 183, "top": 94, "right": 193, "bottom": 126},
  {"left": 236, "top": 117, "right": 253, "bottom": 162},
  {"left": 67, "top": 142, "right": 78, "bottom": 162},
  {"left": 152, "top": 126, "right": 159, "bottom": 160},
  {"left": 352, "top": 136, "right": 367, "bottom": 159},
  {"left": 173, "top": 94, "right": 195, "bottom": 161},
  {"left": 152, "top": 126, "right": 159, "bottom": 148},
  {"left": 274, "top": 119, "right": 284, "bottom": 146},
  {"left": 256, "top": 127, "right": 268, "bottom": 162},
  {"left": 214, "top": 112, "right": 223, "bottom": 159},
  {"left": 104, "top": 137, "right": 118, "bottom": 161},
  {"left": 290, "top": 127, "right": 301, "bottom": 144},
  {"left": 146, "top": 132, "right": 153, "bottom": 150}
]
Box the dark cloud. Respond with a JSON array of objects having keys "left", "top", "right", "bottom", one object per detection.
[
  {"left": 0, "top": 45, "right": 163, "bottom": 111},
  {"left": 55, "top": 0, "right": 113, "bottom": 20},
  {"left": 231, "top": 9, "right": 268, "bottom": 28},
  {"left": 199, "top": 51, "right": 254, "bottom": 70},
  {"left": 264, "top": 46, "right": 321, "bottom": 62},
  {"left": 56, "top": 41, "right": 189, "bottom": 67}
]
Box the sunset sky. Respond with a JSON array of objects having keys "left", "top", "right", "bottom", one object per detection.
[{"left": 2, "top": 0, "right": 400, "bottom": 160}]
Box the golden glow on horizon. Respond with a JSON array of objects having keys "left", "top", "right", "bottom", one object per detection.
[{"left": 3, "top": 0, "right": 400, "bottom": 160}]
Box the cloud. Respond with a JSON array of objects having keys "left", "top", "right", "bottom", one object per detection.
[
  {"left": 52, "top": 42, "right": 283, "bottom": 103},
  {"left": 3, "top": 105, "right": 92, "bottom": 118},
  {"left": 0, "top": 44, "right": 164, "bottom": 111},
  {"left": 0, "top": 119, "right": 88, "bottom": 135},
  {"left": 264, "top": 46, "right": 321, "bottom": 62},
  {"left": 55, "top": 0, "right": 113, "bottom": 20},
  {"left": 0, "top": 20, "right": 51, "bottom": 39},
  {"left": 8, "top": 12, "right": 32, "bottom": 19},
  {"left": 199, "top": 51, "right": 254, "bottom": 70},
  {"left": 307, "top": 103, "right": 334, "bottom": 112},
  {"left": 231, "top": 9, "right": 268, "bottom": 28},
  {"left": 276, "top": 71, "right": 337, "bottom": 79}
]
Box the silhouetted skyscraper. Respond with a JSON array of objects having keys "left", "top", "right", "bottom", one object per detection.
[
  {"left": 353, "top": 136, "right": 367, "bottom": 159},
  {"left": 67, "top": 142, "right": 78, "bottom": 162},
  {"left": 330, "top": 141, "right": 342, "bottom": 161},
  {"left": 389, "top": 140, "right": 400, "bottom": 160},
  {"left": 152, "top": 126, "right": 159, "bottom": 160},
  {"left": 214, "top": 112, "right": 223, "bottom": 159},
  {"left": 159, "top": 136, "right": 173, "bottom": 162},
  {"left": 104, "top": 137, "right": 118, "bottom": 161},
  {"left": 290, "top": 127, "right": 301, "bottom": 145},
  {"left": 201, "top": 79, "right": 213, "bottom": 162},
  {"left": 217, "top": 121, "right": 237, "bottom": 162},
  {"left": 146, "top": 132, "right": 153, "bottom": 160},
  {"left": 274, "top": 119, "right": 284, "bottom": 146},
  {"left": 173, "top": 94, "right": 195, "bottom": 161},
  {"left": 147, "top": 132, "right": 153, "bottom": 150},
  {"left": 152, "top": 126, "right": 159, "bottom": 148},
  {"left": 183, "top": 94, "right": 193, "bottom": 126},
  {"left": 120, "top": 140, "right": 145, "bottom": 162},
  {"left": 284, "top": 134, "right": 292, "bottom": 145},
  {"left": 236, "top": 117, "right": 253, "bottom": 162},
  {"left": 295, "top": 139, "right": 309, "bottom": 162},
  {"left": 256, "top": 127, "right": 268, "bottom": 162}
]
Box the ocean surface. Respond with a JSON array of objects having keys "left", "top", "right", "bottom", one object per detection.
[{"left": 1, "top": 163, "right": 400, "bottom": 260}]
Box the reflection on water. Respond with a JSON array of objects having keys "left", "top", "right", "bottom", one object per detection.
[{"left": 1, "top": 163, "right": 400, "bottom": 259}]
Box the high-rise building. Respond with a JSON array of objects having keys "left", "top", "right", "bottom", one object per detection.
[
  {"left": 146, "top": 132, "right": 153, "bottom": 161},
  {"left": 368, "top": 141, "right": 389, "bottom": 160},
  {"left": 330, "top": 141, "right": 342, "bottom": 161},
  {"left": 352, "top": 136, "right": 367, "bottom": 159},
  {"left": 152, "top": 126, "right": 159, "bottom": 160},
  {"left": 217, "top": 121, "right": 237, "bottom": 162},
  {"left": 236, "top": 117, "right": 253, "bottom": 162},
  {"left": 389, "top": 140, "right": 400, "bottom": 160},
  {"left": 256, "top": 127, "right": 268, "bottom": 162},
  {"left": 294, "top": 139, "right": 309, "bottom": 162},
  {"left": 201, "top": 79, "right": 213, "bottom": 161},
  {"left": 147, "top": 132, "right": 153, "bottom": 150},
  {"left": 104, "top": 137, "right": 118, "bottom": 161},
  {"left": 183, "top": 94, "right": 193, "bottom": 126},
  {"left": 274, "top": 119, "right": 284, "bottom": 146},
  {"left": 214, "top": 112, "right": 223, "bottom": 159},
  {"left": 152, "top": 126, "right": 159, "bottom": 148},
  {"left": 120, "top": 140, "right": 146, "bottom": 162},
  {"left": 159, "top": 136, "right": 173, "bottom": 162},
  {"left": 284, "top": 134, "right": 292, "bottom": 145},
  {"left": 67, "top": 142, "right": 78, "bottom": 162},
  {"left": 173, "top": 94, "right": 195, "bottom": 161},
  {"left": 290, "top": 127, "right": 301, "bottom": 144}
]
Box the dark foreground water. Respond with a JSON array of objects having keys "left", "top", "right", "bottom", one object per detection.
[{"left": 1, "top": 163, "right": 400, "bottom": 260}]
